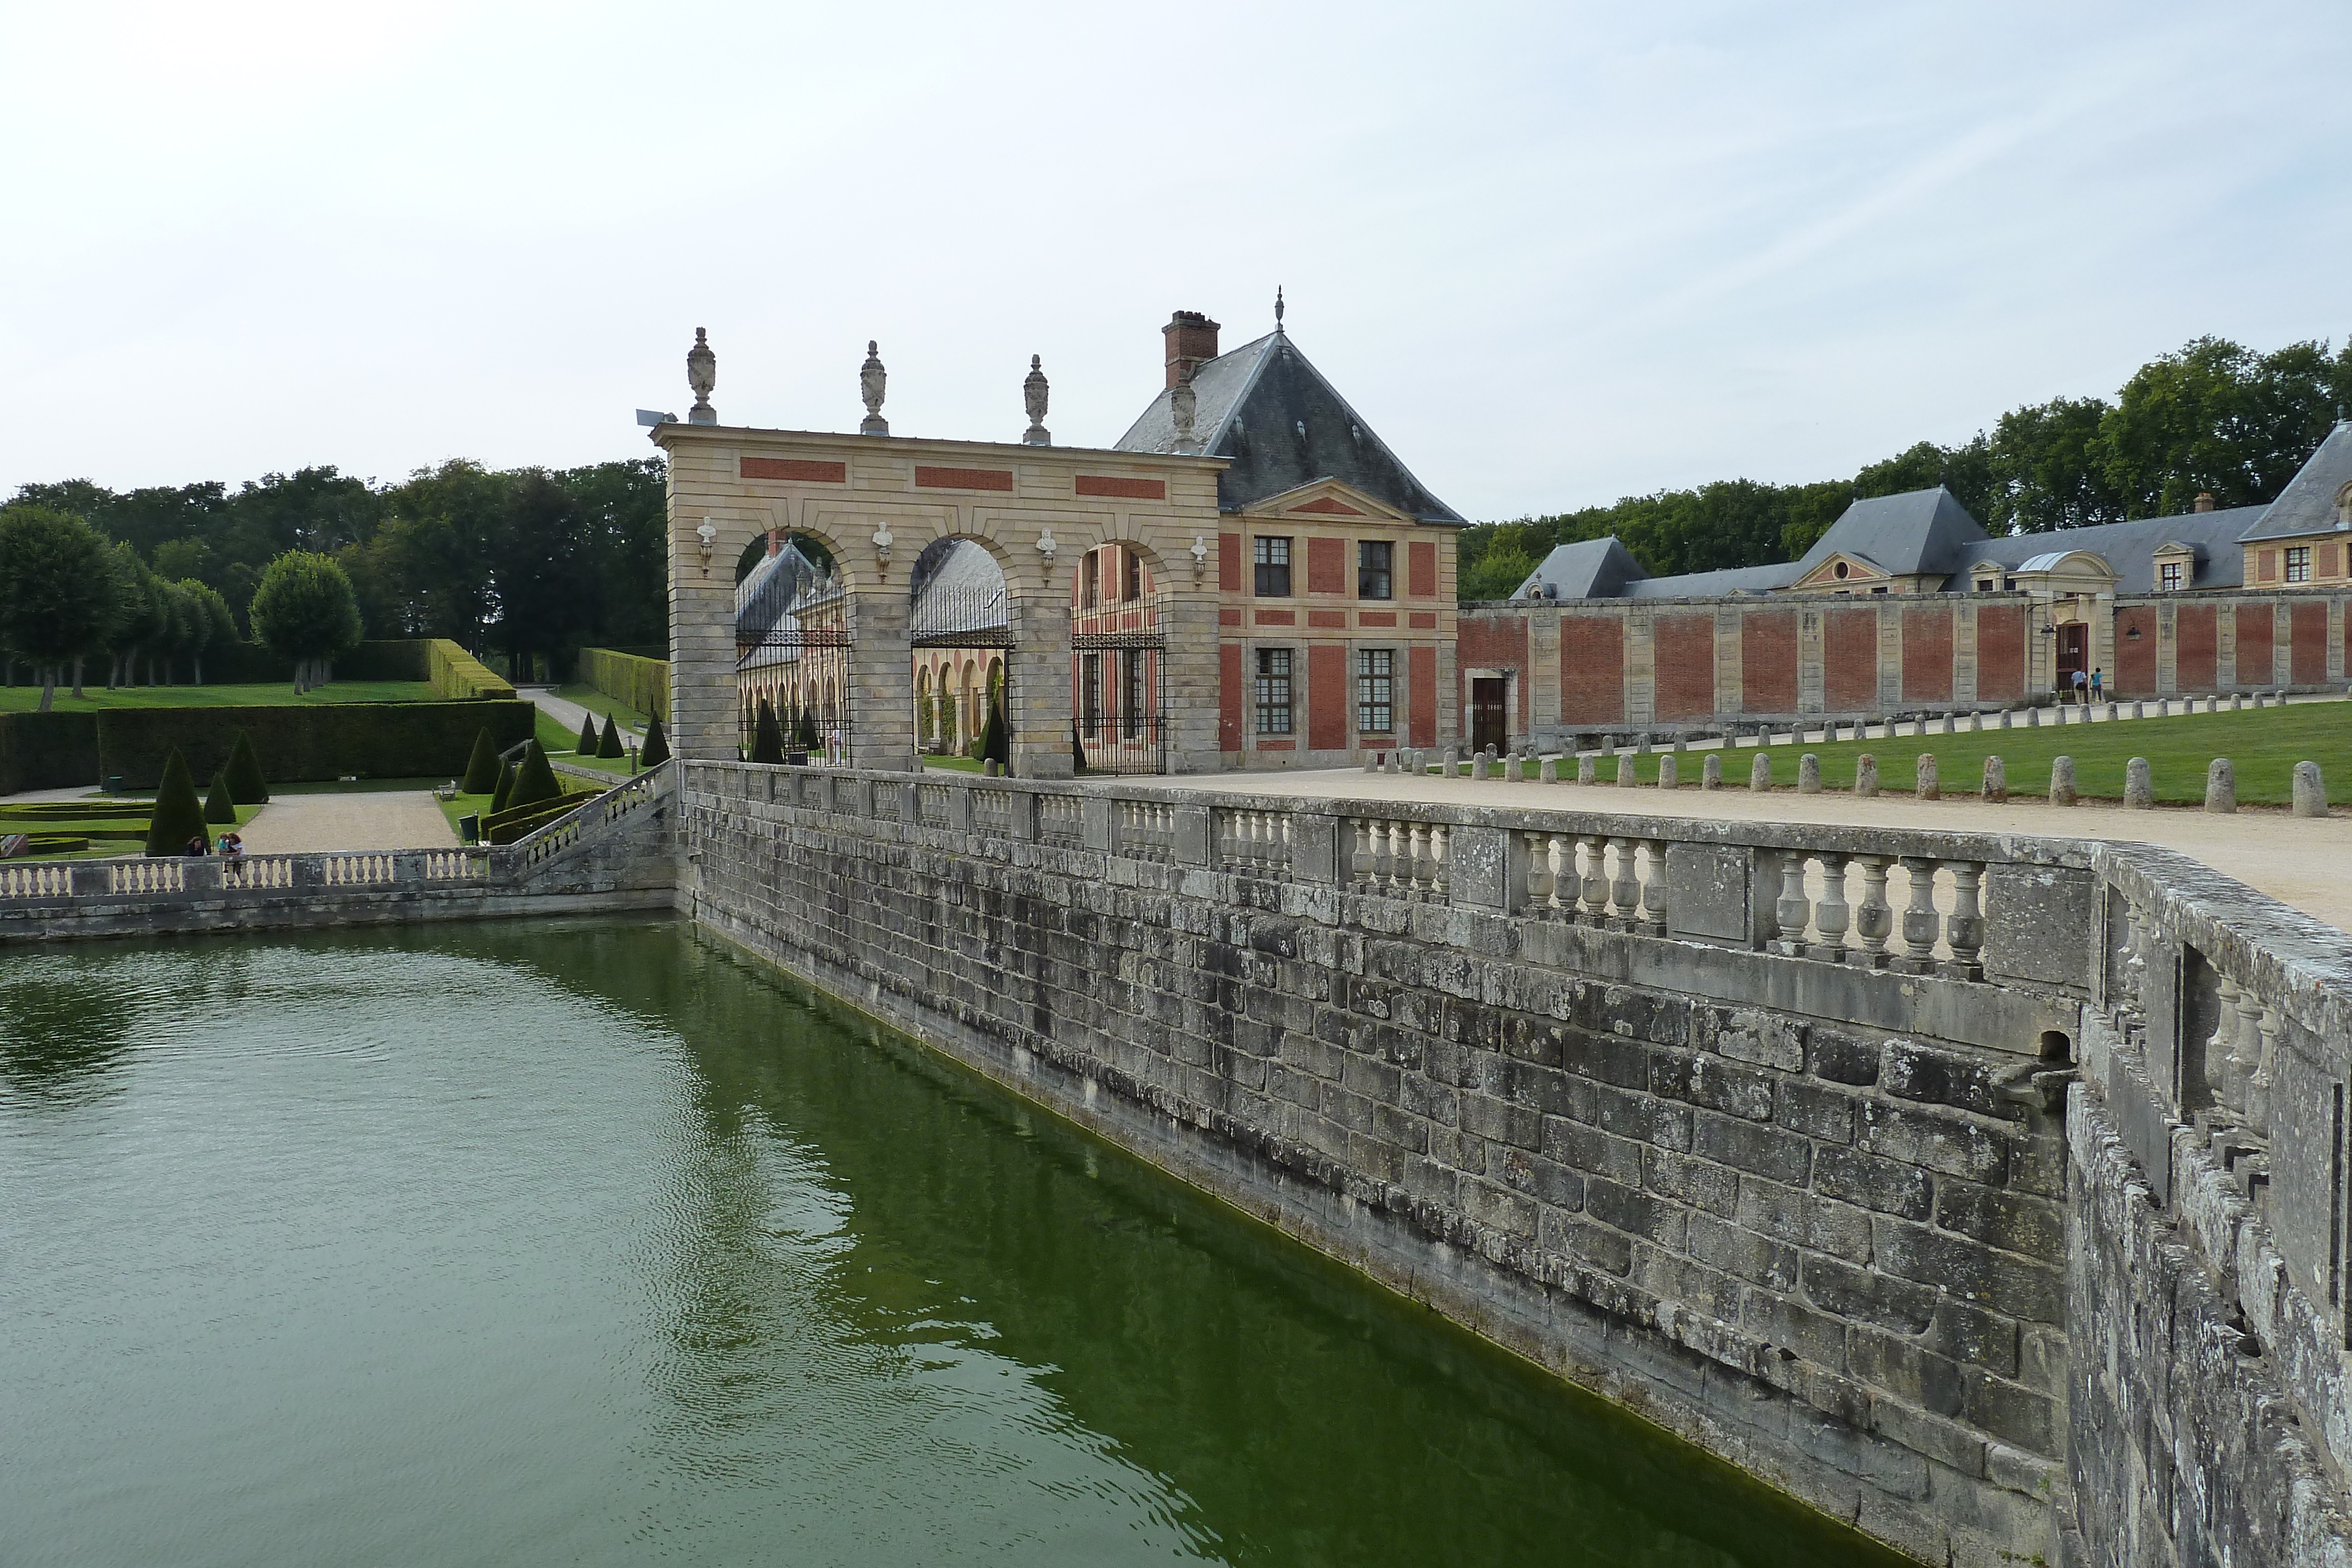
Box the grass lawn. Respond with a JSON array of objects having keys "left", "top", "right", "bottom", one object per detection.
[
  {"left": 556, "top": 683, "right": 653, "bottom": 733},
  {"left": 1472, "top": 700, "right": 2352, "bottom": 807},
  {"left": 534, "top": 708, "right": 642, "bottom": 773},
  {"left": 0, "top": 681, "right": 441, "bottom": 712},
  {"left": 923, "top": 753, "right": 984, "bottom": 773}
]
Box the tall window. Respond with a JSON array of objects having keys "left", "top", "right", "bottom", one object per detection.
[
  {"left": 1358, "top": 540, "right": 1393, "bottom": 600},
  {"left": 1254, "top": 537, "right": 1291, "bottom": 597},
  {"left": 1081, "top": 654, "right": 1101, "bottom": 724},
  {"left": 2286, "top": 546, "right": 2312, "bottom": 584},
  {"left": 1254, "top": 648, "right": 1292, "bottom": 734},
  {"left": 1124, "top": 550, "right": 1142, "bottom": 601},
  {"left": 2159, "top": 560, "right": 2183, "bottom": 591},
  {"left": 1357, "top": 648, "right": 1394, "bottom": 733},
  {"left": 1122, "top": 651, "right": 1145, "bottom": 738}
]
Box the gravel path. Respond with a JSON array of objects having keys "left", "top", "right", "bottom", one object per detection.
[
  {"left": 520, "top": 687, "right": 643, "bottom": 746},
  {"left": 233, "top": 792, "right": 457, "bottom": 854}
]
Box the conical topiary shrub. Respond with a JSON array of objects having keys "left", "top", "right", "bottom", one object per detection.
[
  {"left": 794, "top": 705, "right": 820, "bottom": 755},
  {"left": 491, "top": 757, "right": 517, "bottom": 814},
  {"left": 640, "top": 714, "right": 670, "bottom": 768},
  {"left": 751, "top": 698, "right": 786, "bottom": 765},
  {"left": 598, "top": 714, "right": 624, "bottom": 758},
  {"left": 225, "top": 728, "right": 269, "bottom": 804},
  {"left": 1073, "top": 720, "right": 1087, "bottom": 774},
  {"left": 144, "top": 748, "right": 211, "bottom": 857},
  {"left": 576, "top": 713, "right": 599, "bottom": 754},
  {"left": 507, "top": 741, "right": 562, "bottom": 811},
  {"left": 461, "top": 727, "right": 501, "bottom": 794},
  {"left": 203, "top": 768, "right": 237, "bottom": 825},
  {"left": 978, "top": 700, "right": 1010, "bottom": 771}
]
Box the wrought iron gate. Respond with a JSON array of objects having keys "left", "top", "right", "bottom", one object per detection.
[{"left": 1071, "top": 594, "right": 1167, "bottom": 775}]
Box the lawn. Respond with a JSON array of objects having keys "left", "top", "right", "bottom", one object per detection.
[
  {"left": 534, "top": 708, "right": 642, "bottom": 773},
  {"left": 556, "top": 683, "right": 653, "bottom": 733},
  {"left": 0, "top": 681, "right": 442, "bottom": 712},
  {"left": 1474, "top": 700, "right": 2352, "bottom": 807},
  {"left": 922, "top": 753, "right": 984, "bottom": 773}
]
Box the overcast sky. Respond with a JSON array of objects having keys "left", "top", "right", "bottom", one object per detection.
[{"left": 3, "top": 1, "right": 2346, "bottom": 523}]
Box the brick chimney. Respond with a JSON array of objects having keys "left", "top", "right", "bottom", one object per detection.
[
  {"left": 767, "top": 527, "right": 786, "bottom": 557},
  {"left": 2194, "top": 492, "right": 2216, "bottom": 513},
  {"left": 1164, "top": 310, "right": 1221, "bottom": 389}
]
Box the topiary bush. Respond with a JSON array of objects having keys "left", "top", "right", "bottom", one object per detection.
[
  {"left": 461, "top": 727, "right": 500, "bottom": 794},
  {"left": 978, "top": 700, "right": 1010, "bottom": 771},
  {"left": 597, "top": 714, "right": 624, "bottom": 758},
  {"left": 203, "top": 768, "right": 236, "bottom": 824},
  {"left": 639, "top": 714, "right": 670, "bottom": 768},
  {"left": 225, "top": 728, "right": 269, "bottom": 804},
  {"left": 751, "top": 698, "right": 786, "bottom": 765},
  {"left": 507, "top": 741, "right": 562, "bottom": 811},
  {"left": 794, "top": 706, "right": 820, "bottom": 755},
  {"left": 491, "top": 758, "right": 517, "bottom": 814},
  {"left": 576, "top": 713, "right": 599, "bottom": 754},
  {"left": 143, "top": 748, "right": 211, "bottom": 856}
]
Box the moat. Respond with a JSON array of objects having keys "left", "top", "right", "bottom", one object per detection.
[{"left": 1, "top": 917, "right": 1902, "bottom": 1567}]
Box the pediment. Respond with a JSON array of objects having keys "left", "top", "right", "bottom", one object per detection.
[
  {"left": 1247, "top": 477, "right": 1415, "bottom": 525},
  {"left": 1790, "top": 551, "right": 1887, "bottom": 590}
]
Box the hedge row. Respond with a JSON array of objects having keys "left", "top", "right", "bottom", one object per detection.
[
  {"left": 5, "top": 700, "right": 537, "bottom": 790},
  {"left": 0, "top": 711, "right": 103, "bottom": 794},
  {"left": 576, "top": 646, "right": 669, "bottom": 723},
  {"left": 426, "top": 639, "right": 515, "bottom": 700}
]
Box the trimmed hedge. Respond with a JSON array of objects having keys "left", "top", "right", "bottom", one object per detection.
[
  {"left": 576, "top": 646, "right": 668, "bottom": 723},
  {"left": 197, "top": 638, "right": 437, "bottom": 685},
  {"left": 89, "top": 700, "right": 536, "bottom": 790},
  {"left": 426, "top": 639, "right": 514, "bottom": 700},
  {"left": 145, "top": 750, "right": 209, "bottom": 857},
  {"left": 0, "top": 711, "right": 102, "bottom": 794}
]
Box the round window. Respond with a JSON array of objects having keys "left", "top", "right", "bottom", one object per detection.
[{"left": 1833, "top": 561, "right": 1850, "bottom": 580}]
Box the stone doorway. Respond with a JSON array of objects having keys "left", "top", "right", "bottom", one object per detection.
[{"left": 1470, "top": 677, "right": 1509, "bottom": 754}]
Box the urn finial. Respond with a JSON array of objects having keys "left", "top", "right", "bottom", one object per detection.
[
  {"left": 1021, "top": 354, "right": 1051, "bottom": 446},
  {"left": 1274, "top": 285, "right": 1285, "bottom": 330},
  {"left": 1169, "top": 361, "right": 1201, "bottom": 456},
  {"left": 686, "top": 327, "right": 717, "bottom": 425},
  {"left": 859, "top": 340, "right": 888, "bottom": 437}
]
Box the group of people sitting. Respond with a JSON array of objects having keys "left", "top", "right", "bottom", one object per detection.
[{"left": 182, "top": 831, "right": 245, "bottom": 858}]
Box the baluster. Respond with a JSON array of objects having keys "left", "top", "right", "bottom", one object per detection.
[
  {"left": 1775, "top": 850, "right": 1812, "bottom": 952},
  {"left": 1399, "top": 822, "right": 1424, "bottom": 893},
  {"left": 1352, "top": 820, "right": 1375, "bottom": 884},
  {"left": 1640, "top": 840, "right": 1668, "bottom": 932},
  {"left": 1428, "top": 825, "right": 1449, "bottom": 894},
  {"left": 1547, "top": 834, "right": 1572, "bottom": 912},
  {"left": 1944, "top": 862, "right": 1984, "bottom": 977},
  {"left": 1609, "top": 837, "right": 1641, "bottom": 927},
  {"left": 2250, "top": 1007, "right": 2278, "bottom": 1140},
  {"left": 1526, "top": 830, "right": 1554, "bottom": 908},
  {"left": 1897, "top": 857, "right": 1941, "bottom": 971},
  {"left": 2230, "top": 997, "right": 2266, "bottom": 1126},
  {"left": 1811, "top": 852, "right": 1850, "bottom": 961},
  {"left": 2209, "top": 975, "right": 2241, "bottom": 1108},
  {"left": 1579, "top": 835, "right": 1611, "bottom": 922}
]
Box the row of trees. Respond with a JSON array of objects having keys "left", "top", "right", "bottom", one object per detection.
[
  {"left": 1459, "top": 334, "right": 2352, "bottom": 600},
  {"left": 0, "top": 500, "right": 365, "bottom": 710},
  {"left": 6, "top": 456, "right": 667, "bottom": 683}
]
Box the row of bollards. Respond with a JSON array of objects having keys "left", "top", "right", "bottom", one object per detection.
[{"left": 1393, "top": 743, "right": 2331, "bottom": 815}]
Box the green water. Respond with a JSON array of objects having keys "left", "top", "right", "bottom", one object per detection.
[{"left": 0, "top": 918, "right": 1905, "bottom": 1567}]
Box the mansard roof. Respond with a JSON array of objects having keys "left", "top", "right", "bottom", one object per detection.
[
  {"left": 1795, "top": 487, "right": 1989, "bottom": 581},
  {"left": 1114, "top": 329, "right": 1465, "bottom": 525},
  {"left": 736, "top": 539, "right": 830, "bottom": 640},
  {"left": 1516, "top": 536, "right": 1650, "bottom": 599},
  {"left": 2239, "top": 421, "right": 2352, "bottom": 543}
]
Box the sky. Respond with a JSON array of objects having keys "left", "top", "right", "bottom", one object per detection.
[{"left": 2, "top": 0, "right": 2347, "bottom": 523}]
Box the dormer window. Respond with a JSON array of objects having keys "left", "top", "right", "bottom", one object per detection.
[{"left": 2159, "top": 561, "right": 2183, "bottom": 592}]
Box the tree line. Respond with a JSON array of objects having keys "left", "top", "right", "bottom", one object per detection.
[
  {"left": 4, "top": 455, "right": 668, "bottom": 691},
  {"left": 1458, "top": 334, "right": 2352, "bottom": 601}
]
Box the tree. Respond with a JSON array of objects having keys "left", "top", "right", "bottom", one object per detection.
[
  {"left": 1458, "top": 541, "right": 1538, "bottom": 601},
  {"left": 461, "top": 727, "right": 502, "bottom": 794},
  {"left": 640, "top": 714, "right": 670, "bottom": 768},
  {"left": 489, "top": 470, "right": 594, "bottom": 684},
  {"left": 1983, "top": 397, "right": 2123, "bottom": 534},
  {"left": 2099, "top": 337, "right": 2350, "bottom": 517},
  {"left": 751, "top": 698, "right": 786, "bottom": 765},
  {"left": 226, "top": 729, "right": 270, "bottom": 804},
  {"left": 597, "top": 714, "right": 624, "bottom": 758},
  {"left": 977, "top": 699, "right": 1009, "bottom": 770},
  {"left": 175, "top": 580, "right": 235, "bottom": 683},
  {"left": 143, "top": 748, "right": 210, "bottom": 857},
  {"left": 0, "top": 505, "right": 115, "bottom": 711},
  {"left": 248, "top": 550, "right": 364, "bottom": 691},
  {"left": 203, "top": 768, "right": 237, "bottom": 825}
]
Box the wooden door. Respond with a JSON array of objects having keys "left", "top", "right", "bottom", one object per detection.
[{"left": 1471, "top": 678, "right": 1508, "bottom": 754}]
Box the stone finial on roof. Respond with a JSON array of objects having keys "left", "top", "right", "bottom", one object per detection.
[
  {"left": 859, "top": 340, "right": 888, "bottom": 437},
  {"left": 686, "top": 327, "right": 717, "bottom": 425},
  {"left": 1274, "top": 285, "right": 1285, "bottom": 331},
  {"left": 1022, "top": 355, "right": 1050, "bottom": 446},
  {"left": 1169, "top": 362, "right": 1201, "bottom": 456}
]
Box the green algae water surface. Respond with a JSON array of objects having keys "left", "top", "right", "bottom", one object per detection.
[{"left": 0, "top": 917, "right": 1906, "bottom": 1567}]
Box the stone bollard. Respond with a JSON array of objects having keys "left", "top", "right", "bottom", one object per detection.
[
  {"left": 1969, "top": 711, "right": 1984, "bottom": 732},
  {"left": 1501, "top": 751, "right": 1518, "bottom": 780},
  {"left": 1999, "top": 709, "right": 2013, "bottom": 729},
  {"left": 2027, "top": 707, "right": 2042, "bottom": 728},
  {"left": 1675, "top": 737, "right": 1688, "bottom": 753},
  {"left": 1798, "top": 753, "right": 1822, "bottom": 793},
  {"left": 2231, "top": 694, "right": 2244, "bottom": 711},
  {"left": 1471, "top": 753, "right": 1489, "bottom": 780},
  {"left": 1982, "top": 755, "right": 2007, "bottom": 802},
  {"left": 1703, "top": 754, "right": 1722, "bottom": 790},
  {"left": 2293, "top": 760, "right": 2327, "bottom": 818},
  {"left": 1616, "top": 753, "right": 1636, "bottom": 787},
  {"left": 1539, "top": 757, "right": 1558, "bottom": 783},
  {"left": 2256, "top": 691, "right": 2270, "bottom": 709},
  {"left": 984, "top": 759, "right": 1001, "bottom": 777},
  {"left": 2130, "top": 701, "right": 2144, "bottom": 720},
  {"left": 1442, "top": 746, "right": 1459, "bottom": 774},
  {"left": 2104, "top": 702, "right": 2118, "bottom": 721},
  {"left": 1364, "top": 754, "right": 1380, "bottom": 773},
  {"left": 1636, "top": 735, "right": 1651, "bottom": 755},
  {"left": 1659, "top": 755, "right": 1679, "bottom": 790},
  {"left": 1856, "top": 754, "right": 1878, "bottom": 798},
  {"left": 2050, "top": 755, "right": 2077, "bottom": 807},
  {"left": 2124, "top": 757, "right": 2153, "bottom": 808},
  {"left": 2205, "top": 758, "right": 2235, "bottom": 814},
  {"left": 1577, "top": 755, "right": 1598, "bottom": 785},
  {"left": 1917, "top": 754, "right": 1939, "bottom": 800},
  {"left": 1750, "top": 753, "right": 1772, "bottom": 792},
  {"left": 1599, "top": 736, "right": 1616, "bottom": 758},
  {"left": 1941, "top": 714, "right": 1955, "bottom": 735}
]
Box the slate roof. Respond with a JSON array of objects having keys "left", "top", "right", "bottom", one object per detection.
[
  {"left": 1115, "top": 329, "right": 1465, "bottom": 524},
  {"left": 907, "top": 539, "right": 1008, "bottom": 636},
  {"left": 1625, "top": 562, "right": 1803, "bottom": 599},
  {"left": 2239, "top": 421, "right": 2352, "bottom": 543},
  {"left": 736, "top": 539, "right": 829, "bottom": 640},
  {"left": 1956, "top": 507, "right": 2261, "bottom": 593},
  {"left": 1516, "top": 536, "right": 1650, "bottom": 599},
  {"left": 1795, "top": 487, "right": 1989, "bottom": 581}
]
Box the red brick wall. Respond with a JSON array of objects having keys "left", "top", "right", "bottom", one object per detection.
[
  {"left": 1653, "top": 614, "right": 1716, "bottom": 720},
  {"left": 1825, "top": 608, "right": 1879, "bottom": 710},
  {"left": 1740, "top": 610, "right": 1798, "bottom": 715},
  {"left": 1218, "top": 533, "right": 1240, "bottom": 593},
  {"left": 1408, "top": 540, "right": 1438, "bottom": 599},
  {"left": 1976, "top": 606, "right": 2026, "bottom": 701},
  {"left": 1219, "top": 643, "right": 1242, "bottom": 751},
  {"left": 2236, "top": 603, "right": 2274, "bottom": 686},
  {"left": 1456, "top": 613, "right": 1532, "bottom": 727},
  {"left": 2176, "top": 605, "right": 2217, "bottom": 691},
  {"left": 1901, "top": 606, "right": 1954, "bottom": 703},
  {"left": 1308, "top": 644, "right": 1347, "bottom": 750},
  {"left": 2113, "top": 606, "right": 2157, "bottom": 695},
  {"left": 1409, "top": 646, "right": 1436, "bottom": 747},
  {"left": 2292, "top": 602, "right": 2329, "bottom": 685},
  {"left": 1307, "top": 537, "right": 1346, "bottom": 596},
  {"left": 1559, "top": 616, "right": 1625, "bottom": 724}
]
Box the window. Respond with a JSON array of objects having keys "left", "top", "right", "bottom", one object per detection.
[
  {"left": 1254, "top": 537, "right": 1291, "bottom": 597},
  {"left": 1124, "top": 550, "right": 1142, "bottom": 601},
  {"left": 1078, "top": 550, "right": 1100, "bottom": 611},
  {"left": 1975, "top": 579, "right": 1995, "bottom": 592},
  {"left": 1358, "top": 540, "right": 1393, "bottom": 600},
  {"left": 1254, "top": 648, "right": 1292, "bottom": 734},
  {"left": 1357, "top": 648, "right": 1394, "bottom": 733},
  {"left": 2286, "top": 546, "right": 2312, "bottom": 584},
  {"left": 2159, "top": 560, "right": 2183, "bottom": 592},
  {"left": 1081, "top": 654, "right": 1101, "bottom": 724},
  {"left": 1122, "top": 651, "right": 1145, "bottom": 738}
]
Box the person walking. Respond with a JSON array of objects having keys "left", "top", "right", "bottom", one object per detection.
[
  {"left": 2070, "top": 667, "right": 2089, "bottom": 704},
  {"left": 2090, "top": 667, "right": 2104, "bottom": 700}
]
